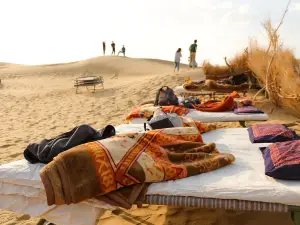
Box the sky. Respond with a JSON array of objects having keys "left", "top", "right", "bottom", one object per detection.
[{"left": 0, "top": 0, "right": 299, "bottom": 65}]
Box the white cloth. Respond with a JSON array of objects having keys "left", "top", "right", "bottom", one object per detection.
[
  {"left": 130, "top": 110, "right": 269, "bottom": 124},
  {"left": 148, "top": 128, "right": 300, "bottom": 206}
]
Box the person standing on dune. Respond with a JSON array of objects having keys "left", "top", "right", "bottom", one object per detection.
[
  {"left": 111, "top": 41, "right": 116, "bottom": 55},
  {"left": 102, "top": 41, "right": 106, "bottom": 56},
  {"left": 174, "top": 48, "right": 182, "bottom": 73},
  {"left": 118, "top": 45, "right": 126, "bottom": 57},
  {"left": 189, "top": 39, "right": 197, "bottom": 69}
]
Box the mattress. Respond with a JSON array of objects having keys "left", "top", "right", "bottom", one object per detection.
[
  {"left": 1, "top": 125, "right": 300, "bottom": 225},
  {"left": 130, "top": 110, "right": 269, "bottom": 124},
  {"left": 174, "top": 85, "right": 246, "bottom": 95}
]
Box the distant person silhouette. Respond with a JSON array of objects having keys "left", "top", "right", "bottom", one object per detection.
[
  {"left": 174, "top": 48, "right": 182, "bottom": 73},
  {"left": 111, "top": 41, "right": 116, "bottom": 55},
  {"left": 118, "top": 45, "right": 126, "bottom": 57},
  {"left": 189, "top": 39, "right": 197, "bottom": 69},
  {"left": 102, "top": 41, "right": 106, "bottom": 56}
]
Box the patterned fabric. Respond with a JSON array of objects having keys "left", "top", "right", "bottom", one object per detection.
[
  {"left": 248, "top": 124, "right": 297, "bottom": 143},
  {"left": 234, "top": 106, "right": 264, "bottom": 114},
  {"left": 181, "top": 117, "right": 216, "bottom": 134},
  {"left": 125, "top": 104, "right": 190, "bottom": 121},
  {"left": 260, "top": 140, "right": 300, "bottom": 180},
  {"left": 40, "top": 127, "right": 235, "bottom": 207},
  {"left": 145, "top": 195, "right": 289, "bottom": 212}
]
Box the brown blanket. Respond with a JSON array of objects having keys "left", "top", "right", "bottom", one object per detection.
[
  {"left": 183, "top": 79, "right": 249, "bottom": 92},
  {"left": 40, "top": 127, "right": 235, "bottom": 209}
]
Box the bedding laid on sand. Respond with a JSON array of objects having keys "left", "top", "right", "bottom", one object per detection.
[
  {"left": 182, "top": 77, "right": 249, "bottom": 92},
  {"left": 126, "top": 92, "right": 265, "bottom": 122},
  {"left": 126, "top": 104, "right": 269, "bottom": 124},
  {"left": 191, "top": 91, "right": 239, "bottom": 112},
  {"left": 130, "top": 111, "right": 269, "bottom": 124},
  {"left": 125, "top": 104, "right": 189, "bottom": 121},
  {"left": 2, "top": 127, "right": 300, "bottom": 225},
  {"left": 40, "top": 127, "right": 234, "bottom": 208}
]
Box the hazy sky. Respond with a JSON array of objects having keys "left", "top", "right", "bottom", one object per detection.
[{"left": 0, "top": 0, "right": 299, "bottom": 65}]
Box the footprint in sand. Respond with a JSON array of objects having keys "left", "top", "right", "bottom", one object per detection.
[
  {"left": 16, "top": 214, "right": 31, "bottom": 221},
  {"left": 0, "top": 144, "right": 13, "bottom": 148},
  {"left": 127, "top": 100, "right": 134, "bottom": 107},
  {"left": 9, "top": 152, "right": 22, "bottom": 158}
]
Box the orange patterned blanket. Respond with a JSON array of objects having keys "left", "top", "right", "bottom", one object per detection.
[
  {"left": 125, "top": 104, "right": 190, "bottom": 121},
  {"left": 40, "top": 127, "right": 235, "bottom": 209}
]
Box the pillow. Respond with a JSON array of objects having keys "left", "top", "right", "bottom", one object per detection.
[
  {"left": 260, "top": 140, "right": 300, "bottom": 180},
  {"left": 234, "top": 106, "right": 264, "bottom": 114},
  {"left": 248, "top": 124, "right": 298, "bottom": 143}
]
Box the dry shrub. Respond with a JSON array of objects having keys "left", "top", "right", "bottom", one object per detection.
[
  {"left": 203, "top": 49, "right": 249, "bottom": 77},
  {"left": 228, "top": 51, "right": 249, "bottom": 70},
  {"left": 202, "top": 61, "right": 230, "bottom": 76},
  {"left": 248, "top": 23, "right": 300, "bottom": 116}
]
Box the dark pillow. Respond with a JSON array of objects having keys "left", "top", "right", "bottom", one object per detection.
[
  {"left": 234, "top": 106, "right": 264, "bottom": 114},
  {"left": 248, "top": 124, "right": 297, "bottom": 143},
  {"left": 260, "top": 140, "right": 300, "bottom": 180}
]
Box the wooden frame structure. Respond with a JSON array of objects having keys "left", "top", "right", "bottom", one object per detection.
[
  {"left": 37, "top": 195, "right": 300, "bottom": 225},
  {"left": 74, "top": 76, "right": 104, "bottom": 94}
]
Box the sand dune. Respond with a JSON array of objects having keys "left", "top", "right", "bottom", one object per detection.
[
  {"left": 0, "top": 56, "right": 297, "bottom": 225},
  {"left": 0, "top": 56, "right": 182, "bottom": 79}
]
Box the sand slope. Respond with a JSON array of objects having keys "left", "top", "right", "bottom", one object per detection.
[{"left": 0, "top": 56, "right": 297, "bottom": 225}]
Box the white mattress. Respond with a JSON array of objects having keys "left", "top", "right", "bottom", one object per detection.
[
  {"left": 1, "top": 125, "right": 300, "bottom": 225},
  {"left": 173, "top": 85, "right": 269, "bottom": 122},
  {"left": 130, "top": 110, "right": 269, "bottom": 124}
]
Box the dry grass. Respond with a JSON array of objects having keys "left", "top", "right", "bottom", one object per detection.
[
  {"left": 203, "top": 0, "right": 300, "bottom": 117},
  {"left": 248, "top": 17, "right": 300, "bottom": 116},
  {"left": 203, "top": 49, "right": 249, "bottom": 76},
  {"left": 228, "top": 51, "right": 249, "bottom": 70},
  {"left": 202, "top": 61, "right": 230, "bottom": 76}
]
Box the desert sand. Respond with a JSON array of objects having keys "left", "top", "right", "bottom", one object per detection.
[{"left": 0, "top": 56, "right": 299, "bottom": 225}]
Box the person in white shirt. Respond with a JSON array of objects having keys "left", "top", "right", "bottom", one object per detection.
[{"left": 174, "top": 48, "right": 182, "bottom": 73}]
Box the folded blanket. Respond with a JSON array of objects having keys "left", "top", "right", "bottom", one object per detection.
[
  {"left": 192, "top": 91, "right": 239, "bottom": 112},
  {"left": 260, "top": 140, "right": 300, "bottom": 180},
  {"left": 234, "top": 106, "right": 264, "bottom": 114},
  {"left": 40, "top": 127, "right": 235, "bottom": 209},
  {"left": 24, "top": 124, "right": 116, "bottom": 164}
]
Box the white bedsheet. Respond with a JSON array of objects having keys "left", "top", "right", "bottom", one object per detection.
[
  {"left": 1, "top": 125, "right": 300, "bottom": 225},
  {"left": 130, "top": 110, "right": 269, "bottom": 124},
  {"left": 148, "top": 129, "right": 300, "bottom": 204}
]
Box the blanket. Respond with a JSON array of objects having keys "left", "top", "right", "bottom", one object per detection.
[
  {"left": 24, "top": 124, "right": 115, "bottom": 164},
  {"left": 40, "top": 127, "right": 235, "bottom": 209},
  {"left": 125, "top": 104, "right": 190, "bottom": 121},
  {"left": 183, "top": 77, "right": 249, "bottom": 92},
  {"left": 192, "top": 91, "right": 239, "bottom": 112}
]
